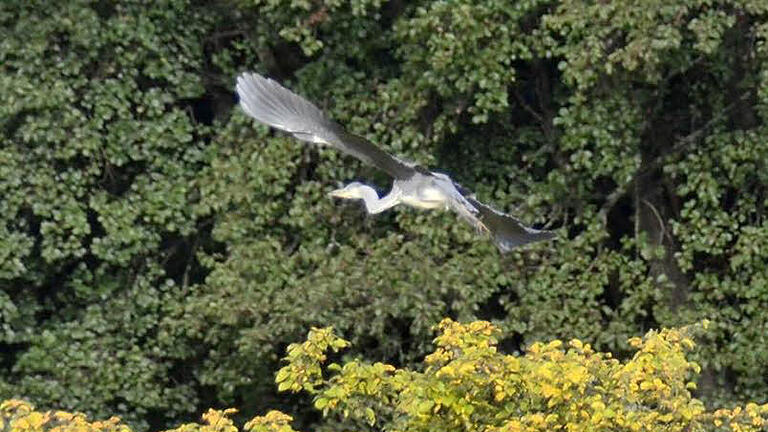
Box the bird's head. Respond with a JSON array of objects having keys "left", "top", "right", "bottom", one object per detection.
[{"left": 328, "top": 182, "right": 368, "bottom": 199}]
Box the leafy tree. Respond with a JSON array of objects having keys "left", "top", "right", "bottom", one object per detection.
[
  {"left": 0, "top": 0, "right": 217, "bottom": 427},
  {"left": 1, "top": 0, "right": 768, "bottom": 430}
]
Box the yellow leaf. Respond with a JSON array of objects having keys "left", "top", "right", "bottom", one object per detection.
[
  {"left": 541, "top": 383, "right": 560, "bottom": 398},
  {"left": 548, "top": 340, "right": 563, "bottom": 349},
  {"left": 592, "top": 411, "right": 603, "bottom": 423},
  {"left": 565, "top": 366, "right": 588, "bottom": 384}
]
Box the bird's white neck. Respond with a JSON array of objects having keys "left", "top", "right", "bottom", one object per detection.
[{"left": 356, "top": 185, "right": 402, "bottom": 214}]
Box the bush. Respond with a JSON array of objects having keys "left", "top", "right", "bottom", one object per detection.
[
  {"left": 3, "top": 321, "right": 768, "bottom": 432},
  {"left": 274, "top": 319, "right": 768, "bottom": 432}
]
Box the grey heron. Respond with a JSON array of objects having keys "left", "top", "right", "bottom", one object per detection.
[{"left": 236, "top": 72, "right": 555, "bottom": 252}]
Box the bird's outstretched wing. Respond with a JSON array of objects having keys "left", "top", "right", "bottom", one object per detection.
[
  {"left": 236, "top": 72, "right": 415, "bottom": 180},
  {"left": 449, "top": 182, "right": 556, "bottom": 252}
]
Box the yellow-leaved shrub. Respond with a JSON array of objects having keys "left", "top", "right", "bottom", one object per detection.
[
  {"left": 3, "top": 320, "right": 768, "bottom": 432},
  {"left": 275, "top": 319, "right": 768, "bottom": 432},
  {"left": 0, "top": 401, "right": 298, "bottom": 432}
]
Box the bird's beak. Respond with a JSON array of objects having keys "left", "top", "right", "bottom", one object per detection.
[{"left": 328, "top": 189, "right": 348, "bottom": 198}]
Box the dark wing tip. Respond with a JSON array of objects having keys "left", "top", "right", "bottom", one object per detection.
[{"left": 494, "top": 228, "right": 556, "bottom": 253}]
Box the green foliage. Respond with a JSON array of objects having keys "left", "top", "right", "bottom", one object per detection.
[
  {"left": 275, "top": 327, "right": 349, "bottom": 393},
  {"left": 0, "top": 0, "right": 213, "bottom": 428},
  {"left": 2, "top": 0, "right": 768, "bottom": 430}
]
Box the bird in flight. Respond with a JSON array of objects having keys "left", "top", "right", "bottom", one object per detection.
[{"left": 235, "top": 72, "right": 555, "bottom": 252}]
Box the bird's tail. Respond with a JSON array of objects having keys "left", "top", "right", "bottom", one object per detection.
[
  {"left": 466, "top": 197, "right": 556, "bottom": 253},
  {"left": 491, "top": 226, "right": 556, "bottom": 253}
]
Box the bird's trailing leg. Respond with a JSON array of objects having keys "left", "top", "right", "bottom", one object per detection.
[{"left": 328, "top": 182, "right": 402, "bottom": 214}]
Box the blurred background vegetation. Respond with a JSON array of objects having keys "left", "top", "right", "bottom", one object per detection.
[{"left": 0, "top": 0, "right": 767, "bottom": 430}]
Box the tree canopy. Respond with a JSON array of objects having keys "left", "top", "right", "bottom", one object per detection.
[{"left": 1, "top": 0, "right": 767, "bottom": 430}]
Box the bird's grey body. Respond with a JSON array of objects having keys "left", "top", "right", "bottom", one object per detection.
[{"left": 236, "top": 72, "right": 555, "bottom": 252}]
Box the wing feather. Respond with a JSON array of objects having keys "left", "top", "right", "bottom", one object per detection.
[{"left": 236, "top": 73, "right": 415, "bottom": 179}]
